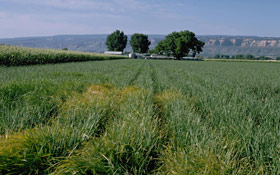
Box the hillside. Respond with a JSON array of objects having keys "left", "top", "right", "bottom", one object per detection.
[{"left": 1, "top": 34, "right": 280, "bottom": 57}]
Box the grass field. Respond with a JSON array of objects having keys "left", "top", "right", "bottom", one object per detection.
[{"left": 1, "top": 59, "right": 280, "bottom": 174}]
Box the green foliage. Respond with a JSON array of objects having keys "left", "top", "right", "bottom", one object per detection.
[
  {"left": 151, "top": 60, "right": 280, "bottom": 174},
  {"left": 0, "top": 85, "right": 120, "bottom": 174},
  {"left": 256, "top": 56, "right": 273, "bottom": 60},
  {"left": 214, "top": 54, "right": 221, "bottom": 59},
  {"left": 147, "top": 49, "right": 155, "bottom": 54},
  {"left": 215, "top": 54, "right": 230, "bottom": 59},
  {"left": 105, "top": 30, "right": 127, "bottom": 52},
  {"left": 212, "top": 54, "right": 275, "bottom": 61},
  {"left": 0, "top": 45, "right": 126, "bottom": 66},
  {"left": 154, "top": 40, "right": 170, "bottom": 56},
  {"left": 55, "top": 87, "right": 162, "bottom": 174},
  {"left": 154, "top": 30, "right": 205, "bottom": 59},
  {"left": 234, "top": 54, "right": 244, "bottom": 59},
  {"left": 245, "top": 54, "right": 255, "bottom": 59},
  {"left": 0, "top": 81, "right": 63, "bottom": 134},
  {"left": 229, "top": 54, "right": 273, "bottom": 60},
  {"left": 1, "top": 59, "right": 280, "bottom": 174},
  {"left": 130, "top": 33, "right": 151, "bottom": 53}
]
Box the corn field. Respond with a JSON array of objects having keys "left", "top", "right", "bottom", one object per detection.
[{"left": 0, "top": 45, "right": 126, "bottom": 66}]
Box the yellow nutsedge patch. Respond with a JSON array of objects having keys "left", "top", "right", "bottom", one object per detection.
[
  {"left": 120, "top": 86, "right": 142, "bottom": 96},
  {"left": 154, "top": 90, "right": 184, "bottom": 104},
  {"left": 85, "top": 84, "right": 115, "bottom": 96},
  {"left": 161, "top": 146, "right": 228, "bottom": 175},
  {"left": 60, "top": 84, "right": 151, "bottom": 117},
  {"left": 153, "top": 90, "right": 185, "bottom": 115},
  {"left": 61, "top": 84, "right": 117, "bottom": 113},
  {"left": 0, "top": 130, "right": 30, "bottom": 156}
]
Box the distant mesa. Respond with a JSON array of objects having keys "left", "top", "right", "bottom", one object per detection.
[{"left": 200, "top": 37, "right": 280, "bottom": 48}]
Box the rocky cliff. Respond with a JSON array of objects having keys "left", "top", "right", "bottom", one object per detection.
[
  {"left": 197, "top": 36, "right": 280, "bottom": 57},
  {"left": 199, "top": 36, "right": 280, "bottom": 47}
]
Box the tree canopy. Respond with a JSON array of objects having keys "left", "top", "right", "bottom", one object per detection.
[
  {"left": 154, "top": 30, "right": 205, "bottom": 59},
  {"left": 106, "top": 30, "right": 127, "bottom": 52},
  {"left": 130, "top": 33, "right": 151, "bottom": 53}
]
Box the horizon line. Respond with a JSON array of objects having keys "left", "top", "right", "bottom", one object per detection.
[{"left": 1, "top": 33, "right": 280, "bottom": 40}]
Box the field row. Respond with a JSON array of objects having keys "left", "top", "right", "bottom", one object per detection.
[
  {"left": 0, "top": 45, "right": 126, "bottom": 66},
  {"left": 1, "top": 60, "right": 280, "bottom": 174}
]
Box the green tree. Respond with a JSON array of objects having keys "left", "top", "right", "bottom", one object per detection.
[
  {"left": 154, "top": 40, "right": 169, "bottom": 56},
  {"left": 106, "top": 30, "right": 127, "bottom": 52},
  {"left": 154, "top": 30, "right": 204, "bottom": 59},
  {"left": 224, "top": 55, "right": 230, "bottom": 59},
  {"left": 235, "top": 54, "right": 244, "bottom": 59},
  {"left": 245, "top": 54, "right": 255, "bottom": 60},
  {"left": 130, "top": 33, "right": 151, "bottom": 53},
  {"left": 214, "top": 55, "right": 221, "bottom": 59}
]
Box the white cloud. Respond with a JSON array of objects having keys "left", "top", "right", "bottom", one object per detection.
[
  {"left": 4, "top": 0, "right": 116, "bottom": 12},
  {"left": 0, "top": 12, "right": 95, "bottom": 38},
  {"left": 4, "top": 0, "right": 166, "bottom": 14}
]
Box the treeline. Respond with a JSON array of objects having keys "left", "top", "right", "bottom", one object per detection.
[
  {"left": 0, "top": 45, "right": 126, "bottom": 66},
  {"left": 214, "top": 54, "right": 280, "bottom": 60},
  {"left": 106, "top": 30, "right": 204, "bottom": 60}
]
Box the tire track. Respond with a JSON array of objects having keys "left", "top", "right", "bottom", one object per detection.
[
  {"left": 128, "top": 60, "right": 145, "bottom": 86},
  {"left": 147, "top": 61, "right": 172, "bottom": 173},
  {"left": 148, "top": 61, "right": 161, "bottom": 94}
]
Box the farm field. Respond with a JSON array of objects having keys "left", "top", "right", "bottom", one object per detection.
[
  {"left": 1, "top": 59, "right": 280, "bottom": 174},
  {"left": 0, "top": 45, "right": 126, "bottom": 66}
]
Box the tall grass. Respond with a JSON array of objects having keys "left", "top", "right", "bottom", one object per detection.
[
  {"left": 0, "top": 81, "right": 66, "bottom": 134},
  {"left": 54, "top": 87, "right": 163, "bottom": 174},
  {"left": 1, "top": 59, "right": 280, "bottom": 174},
  {"left": 150, "top": 60, "right": 280, "bottom": 174},
  {"left": 154, "top": 90, "right": 234, "bottom": 174},
  {"left": 0, "top": 60, "right": 143, "bottom": 134},
  {"left": 0, "top": 85, "right": 120, "bottom": 174}
]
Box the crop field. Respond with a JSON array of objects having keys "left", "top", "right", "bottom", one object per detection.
[
  {"left": 0, "top": 59, "right": 280, "bottom": 174},
  {"left": 0, "top": 45, "right": 126, "bottom": 66}
]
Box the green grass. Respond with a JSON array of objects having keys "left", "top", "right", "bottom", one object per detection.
[
  {"left": 0, "top": 45, "right": 126, "bottom": 66},
  {"left": 0, "top": 58, "right": 280, "bottom": 174},
  {"left": 54, "top": 87, "right": 162, "bottom": 174},
  {"left": 204, "top": 58, "right": 280, "bottom": 63}
]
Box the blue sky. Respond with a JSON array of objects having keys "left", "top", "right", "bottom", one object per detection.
[{"left": 0, "top": 0, "right": 279, "bottom": 38}]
